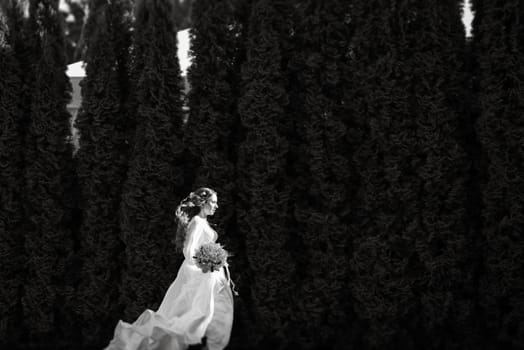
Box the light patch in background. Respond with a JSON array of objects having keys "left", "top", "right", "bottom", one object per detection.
[
  {"left": 177, "top": 29, "right": 191, "bottom": 76},
  {"left": 65, "top": 29, "right": 191, "bottom": 79},
  {"left": 58, "top": 0, "right": 70, "bottom": 13},
  {"left": 463, "top": 0, "right": 474, "bottom": 38}
]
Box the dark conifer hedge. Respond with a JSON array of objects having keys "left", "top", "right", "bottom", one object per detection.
[
  {"left": 72, "top": 0, "right": 132, "bottom": 347},
  {"left": 471, "top": 1, "right": 524, "bottom": 347},
  {"left": 0, "top": 1, "right": 25, "bottom": 346},
  {"left": 20, "top": 0, "right": 76, "bottom": 346},
  {"left": 184, "top": 1, "right": 252, "bottom": 347},
  {"left": 236, "top": 0, "right": 297, "bottom": 346},
  {"left": 287, "top": 1, "right": 361, "bottom": 348},
  {"left": 348, "top": 1, "right": 476, "bottom": 348},
  {"left": 185, "top": 0, "right": 243, "bottom": 235},
  {"left": 118, "top": 0, "right": 187, "bottom": 321}
]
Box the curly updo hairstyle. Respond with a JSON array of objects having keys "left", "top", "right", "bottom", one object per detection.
[{"left": 173, "top": 187, "right": 217, "bottom": 253}]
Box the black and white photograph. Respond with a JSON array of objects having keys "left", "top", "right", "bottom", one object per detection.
[{"left": 1, "top": 0, "right": 523, "bottom": 349}]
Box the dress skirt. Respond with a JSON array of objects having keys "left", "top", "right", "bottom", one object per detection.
[{"left": 104, "top": 260, "right": 234, "bottom": 350}]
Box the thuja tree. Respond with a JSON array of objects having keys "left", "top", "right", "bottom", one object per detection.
[
  {"left": 73, "top": 0, "right": 132, "bottom": 347},
  {"left": 0, "top": 1, "right": 25, "bottom": 346},
  {"left": 471, "top": 1, "right": 524, "bottom": 347},
  {"left": 286, "top": 0, "right": 362, "bottom": 348},
  {"left": 184, "top": 1, "right": 251, "bottom": 347},
  {"left": 236, "top": 0, "right": 297, "bottom": 347},
  {"left": 21, "top": 0, "right": 76, "bottom": 346},
  {"left": 118, "top": 0, "right": 186, "bottom": 320},
  {"left": 185, "top": 0, "right": 245, "bottom": 238},
  {"left": 348, "top": 1, "right": 475, "bottom": 348}
]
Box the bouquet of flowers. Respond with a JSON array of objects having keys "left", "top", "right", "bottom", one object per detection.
[{"left": 193, "top": 242, "right": 229, "bottom": 273}]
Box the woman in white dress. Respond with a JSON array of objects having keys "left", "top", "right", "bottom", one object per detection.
[{"left": 105, "top": 188, "right": 236, "bottom": 350}]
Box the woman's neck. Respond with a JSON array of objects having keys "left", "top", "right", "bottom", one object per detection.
[{"left": 197, "top": 212, "right": 207, "bottom": 219}]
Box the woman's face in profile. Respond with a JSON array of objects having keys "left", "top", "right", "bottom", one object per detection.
[{"left": 203, "top": 193, "right": 218, "bottom": 216}]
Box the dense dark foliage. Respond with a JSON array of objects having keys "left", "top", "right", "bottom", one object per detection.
[
  {"left": 346, "top": 1, "right": 477, "bottom": 348},
  {"left": 72, "top": 0, "right": 132, "bottom": 348},
  {"left": 185, "top": 0, "right": 240, "bottom": 237},
  {"left": 286, "top": 1, "right": 360, "bottom": 348},
  {"left": 471, "top": 1, "right": 524, "bottom": 347},
  {"left": 0, "top": 1, "right": 25, "bottom": 345},
  {"left": 117, "top": 0, "right": 187, "bottom": 321},
  {"left": 18, "top": 0, "right": 76, "bottom": 347},
  {"left": 184, "top": 1, "right": 252, "bottom": 347},
  {"left": 235, "top": 0, "right": 297, "bottom": 346},
  {"left": 173, "top": 0, "right": 193, "bottom": 31}
]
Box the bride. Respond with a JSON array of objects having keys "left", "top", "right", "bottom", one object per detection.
[{"left": 105, "top": 188, "right": 236, "bottom": 350}]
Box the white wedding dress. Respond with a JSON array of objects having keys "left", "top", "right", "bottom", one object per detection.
[{"left": 104, "top": 216, "right": 234, "bottom": 350}]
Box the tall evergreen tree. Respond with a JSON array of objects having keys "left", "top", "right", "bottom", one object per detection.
[
  {"left": 0, "top": 1, "right": 25, "bottom": 346},
  {"left": 236, "top": 0, "right": 297, "bottom": 346},
  {"left": 184, "top": 1, "right": 251, "bottom": 347},
  {"left": 348, "top": 1, "right": 476, "bottom": 348},
  {"left": 118, "top": 0, "right": 186, "bottom": 321},
  {"left": 287, "top": 1, "right": 361, "bottom": 348},
  {"left": 72, "top": 0, "right": 132, "bottom": 347},
  {"left": 471, "top": 1, "right": 524, "bottom": 347},
  {"left": 20, "top": 0, "right": 76, "bottom": 346},
  {"left": 185, "top": 0, "right": 243, "bottom": 242}
]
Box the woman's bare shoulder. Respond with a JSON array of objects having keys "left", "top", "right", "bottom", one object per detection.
[
  {"left": 192, "top": 215, "right": 204, "bottom": 223},
  {"left": 188, "top": 215, "right": 203, "bottom": 227},
  {"left": 191, "top": 216, "right": 214, "bottom": 232}
]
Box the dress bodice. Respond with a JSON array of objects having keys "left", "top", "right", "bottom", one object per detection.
[
  {"left": 199, "top": 217, "right": 218, "bottom": 242},
  {"left": 182, "top": 216, "right": 218, "bottom": 262}
]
